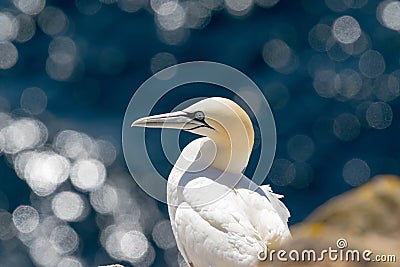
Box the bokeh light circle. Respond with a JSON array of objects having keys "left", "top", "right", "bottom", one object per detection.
[
  {"left": 343, "top": 158, "right": 370, "bottom": 186},
  {"left": 332, "top": 15, "right": 361, "bottom": 44},
  {"left": 12, "top": 205, "right": 39, "bottom": 233},
  {"left": 0, "top": 41, "right": 18, "bottom": 69}
]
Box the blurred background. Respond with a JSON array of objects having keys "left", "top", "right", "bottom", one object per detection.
[{"left": 1, "top": 0, "right": 400, "bottom": 266}]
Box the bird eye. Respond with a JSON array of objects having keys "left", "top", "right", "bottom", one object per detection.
[{"left": 194, "top": 111, "right": 205, "bottom": 121}]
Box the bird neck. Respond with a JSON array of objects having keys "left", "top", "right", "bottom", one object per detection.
[{"left": 211, "top": 132, "right": 252, "bottom": 174}]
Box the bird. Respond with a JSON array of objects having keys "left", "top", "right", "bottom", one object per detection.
[{"left": 131, "top": 97, "right": 291, "bottom": 267}]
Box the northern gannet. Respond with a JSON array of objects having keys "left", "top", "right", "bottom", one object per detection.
[{"left": 132, "top": 97, "right": 291, "bottom": 267}]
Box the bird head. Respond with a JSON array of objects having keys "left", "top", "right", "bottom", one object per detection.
[
  {"left": 131, "top": 97, "right": 255, "bottom": 173},
  {"left": 132, "top": 97, "right": 254, "bottom": 148}
]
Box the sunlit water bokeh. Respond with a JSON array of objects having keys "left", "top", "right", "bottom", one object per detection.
[{"left": 1, "top": 0, "right": 400, "bottom": 266}]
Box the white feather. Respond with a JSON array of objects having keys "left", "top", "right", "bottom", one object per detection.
[{"left": 167, "top": 138, "right": 291, "bottom": 267}]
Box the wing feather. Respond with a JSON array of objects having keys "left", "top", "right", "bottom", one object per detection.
[{"left": 172, "top": 175, "right": 291, "bottom": 266}]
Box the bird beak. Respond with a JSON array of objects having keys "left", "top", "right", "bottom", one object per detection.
[{"left": 131, "top": 111, "right": 206, "bottom": 130}]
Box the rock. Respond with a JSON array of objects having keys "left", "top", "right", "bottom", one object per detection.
[{"left": 269, "top": 175, "right": 400, "bottom": 266}]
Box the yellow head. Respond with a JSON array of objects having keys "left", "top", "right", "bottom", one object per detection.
[{"left": 132, "top": 97, "right": 254, "bottom": 173}]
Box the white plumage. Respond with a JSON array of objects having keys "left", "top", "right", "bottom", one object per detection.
[{"left": 132, "top": 97, "right": 291, "bottom": 267}]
